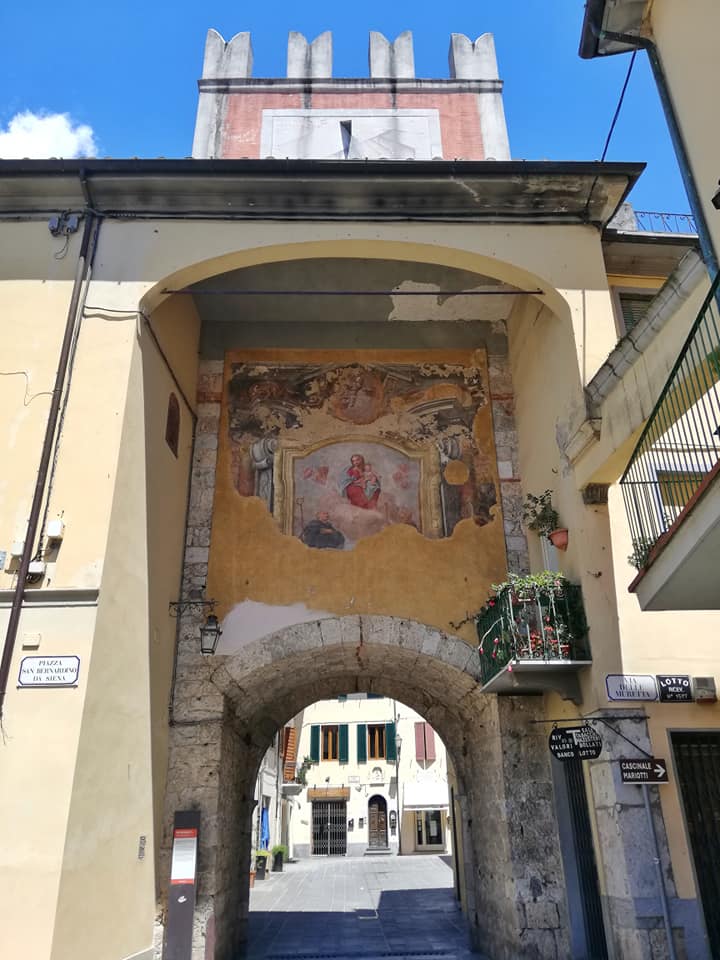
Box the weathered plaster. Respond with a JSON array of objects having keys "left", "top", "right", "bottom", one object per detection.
[
  {"left": 217, "top": 599, "right": 334, "bottom": 651},
  {"left": 206, "top": 349, "right": 512, "bottom": 645}
]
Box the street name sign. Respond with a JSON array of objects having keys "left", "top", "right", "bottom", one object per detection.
[
  {"left": 18, "top": 655, "right": 80, "bottom": 688},
  {"left": 619, "top": 758, "right": 669, "bottom": 784},
  {"left": 606, "top": 674, "right": 658, "bottom": 701},
  {"left": 657, "top": 675, "right": 693, "bottom": 703},
  {"left": 549, "top": 724, "right": 603, "bottom": 761}
]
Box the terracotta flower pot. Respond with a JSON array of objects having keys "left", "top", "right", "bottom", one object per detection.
[{"left": 548, "top": 528, "right": 569, "bottom": 551}]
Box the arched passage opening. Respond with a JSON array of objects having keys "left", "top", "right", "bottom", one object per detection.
[{"left": 161, "top": 617, "right": 570, "bottom": 960}]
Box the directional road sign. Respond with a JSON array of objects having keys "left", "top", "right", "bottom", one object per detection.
[{"left": 619, "top": 758, "right": 669, "bottom": 784}]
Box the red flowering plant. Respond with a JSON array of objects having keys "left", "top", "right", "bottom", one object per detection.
[{"left": 476, "top": 572, "right": 587, "bottom": 682}]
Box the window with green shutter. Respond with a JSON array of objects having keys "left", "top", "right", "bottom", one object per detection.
[
  {"left": 357, "top": 723, "right": 367, "bottom": 763},
  {"left": 339, "top": 724, "right": 349, "bottom": 763},
  {"left": 618, "top": 292, "right": 655, "bottom": 334},
  {"left": 310, "top": 724, "right": 320, "bottom": 763},
  {"left": 385, "top": 721, "right": 397, "bottom": 762}
]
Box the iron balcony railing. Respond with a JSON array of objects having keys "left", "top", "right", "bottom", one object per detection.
[
  {"left": 476, "top": 578, "right": 589, "bottom": 686},
  {"left": 620, "top": 273, "right": 720, "bottom": 569},
  {"left": 633, "top": 211, "right": 697, "bottom": 235}
]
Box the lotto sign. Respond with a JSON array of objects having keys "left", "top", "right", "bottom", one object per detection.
[
  {"left": 549, "top": 724, "right": 603, "bottom": 761},
  {"left": 657, "top": 675, "right": 693, "bottom": 703}
]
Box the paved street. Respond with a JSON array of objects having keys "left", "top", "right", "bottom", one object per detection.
[{"left": 245, "top": 854, "right": 474, "bottom": 960}]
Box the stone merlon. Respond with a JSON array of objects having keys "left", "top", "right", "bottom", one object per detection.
[
  {"left": 369, "top": 31, "right": 415, "bottom": 79},
  {"left": 197, "top": 30, "right": 503, "bottom": 82},
  {"left": 287, "top": 31, "right": 333, "bottom": 79},
  {"left": 201, "top": 29, "right": 253, "bottom": 79},
  {"left": 449, "top": 33, "right": 499, "bottom": 80}
]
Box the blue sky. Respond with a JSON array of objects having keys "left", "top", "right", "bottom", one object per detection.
[{"left": 0, "top": 0, "right": 688, "bottom": 212}]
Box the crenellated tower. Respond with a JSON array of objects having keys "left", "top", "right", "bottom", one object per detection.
[{"left": 192, "top": 30, "right": 510, "bottom": 161}]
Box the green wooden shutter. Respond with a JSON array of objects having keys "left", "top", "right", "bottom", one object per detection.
[
  {"left": 385, "top": 721, "right": 397, "bottom": 762},
  {"left": 619, "top": 292, "right": 654, "bottom": 333},
  {"left": 339, "top": 724, "right": 349, "bottom": 764},
  {"left": 357, "top": 723, "right": 367, "bottom": 763},
  {"left": 310, "top": 725, "right": 320, "bottom": 763}
]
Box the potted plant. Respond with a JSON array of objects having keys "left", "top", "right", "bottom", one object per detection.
[
  {"left": 254, "top": 849, "right": 270, "bottom": 880},
  {"left": 522, "top": 489, "right": 568, "bottom": 550},
  {"left": 271, "top": 844, "right": 288, "bottom": 872}
]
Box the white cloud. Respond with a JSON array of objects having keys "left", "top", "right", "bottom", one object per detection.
[{"left": 0, "top": 110, "right": 97, "bottom": 159}]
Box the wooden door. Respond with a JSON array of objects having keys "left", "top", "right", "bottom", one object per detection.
[{"left": 368, "top": 795, "right": 388, "bottom": 848}]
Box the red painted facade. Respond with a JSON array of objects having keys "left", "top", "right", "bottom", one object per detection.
[{"left": 219, "top": 88, "right": 485, "bottom": 159}]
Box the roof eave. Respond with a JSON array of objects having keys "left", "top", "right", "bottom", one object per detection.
[{"left": 579, "top": 0, "right": 647, "bottom": 59}]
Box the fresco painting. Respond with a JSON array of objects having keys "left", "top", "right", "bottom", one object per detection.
[
  {"left": 223, "top": 355, "right": 498, "bottom": 550},
  {"left": 286, "top": 441, "right": 423, "bottom": 549}
]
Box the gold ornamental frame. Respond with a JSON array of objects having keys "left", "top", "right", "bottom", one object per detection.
[{"left": 273, "top": 435, "right": 443, "bottom": 538}]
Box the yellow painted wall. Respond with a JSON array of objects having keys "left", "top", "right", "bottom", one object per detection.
[
  {"left": 49, "top": 301, "right": 199, "bottom": 959},
  {"left": 608, "top": 482, "right": 720, "bottom": 899},
  {"left": 0, "top": 223, "right": 199, "bottom": 959},
  {"left": 0, "top": 603, "right": 97, "bottom": 960},
  {"left": 576, "top": 274, "right": 709, "bottom": 487},
  {"left": 651, "top": 0, "right": 720, "bottom": 262}
]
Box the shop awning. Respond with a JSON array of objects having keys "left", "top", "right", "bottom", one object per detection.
[{"left": 403, "top": 782, "right": 450, "bottom": 811}]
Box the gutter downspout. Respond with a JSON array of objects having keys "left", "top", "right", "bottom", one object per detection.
[
  {"left": 599, "top": 28, "right": 719, "bottom": 281},
  {"left": 0, "top": 213, "right": 101, "bottom": 723}
]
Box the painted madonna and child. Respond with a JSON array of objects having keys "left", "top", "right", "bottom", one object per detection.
[
  {"left": 224, "top": 358, "right": 499, "bottom": 552},
  {"left": 296, "top": 445, "right": 421, "bottom": 550}
]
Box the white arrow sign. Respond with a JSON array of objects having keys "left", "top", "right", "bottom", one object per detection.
[{"left": 619, "top": 758, "right": 669, "bottom": 784}]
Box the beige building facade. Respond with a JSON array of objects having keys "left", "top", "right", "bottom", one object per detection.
[
  {"left": 0, "top": 22, "right": 719, "bottom": 960},
  {"left": 284, "top": 695, "right": 451, "bottom": 860},
  {"left": 580, "top": 0, "right": 720, "bottom": 614}
]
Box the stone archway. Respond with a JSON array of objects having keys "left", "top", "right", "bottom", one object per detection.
[{"left": 161, "top": 616, "right": 572, "bottom": 960}]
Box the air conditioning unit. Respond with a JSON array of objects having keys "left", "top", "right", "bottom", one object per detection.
[
  {"left": 28, "top": 560, "right": 46, "bottom": 578},
  {"left": 10, "top": 540, "right": 24, "bottom": 557}
]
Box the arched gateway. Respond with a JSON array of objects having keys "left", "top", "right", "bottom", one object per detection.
[
  {"left": 161, "top": 615, "right": 571, "bottom": 960},
  {"left": 152, "top": 243, "right": 587, "bottom": 959}
]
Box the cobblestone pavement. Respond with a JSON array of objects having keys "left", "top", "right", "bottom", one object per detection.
[{"left": 245, "top": 854, "right": 475, "bottom": 960}]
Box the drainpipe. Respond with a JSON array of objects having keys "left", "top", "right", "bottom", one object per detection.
[
  {"left": 599, "top": 28, "right": 719, "bottom": 280},
  {"left": 0, "top": 213, "right": 101, "bottom": 722}
]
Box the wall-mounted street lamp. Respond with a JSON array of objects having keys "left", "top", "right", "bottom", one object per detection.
[
  {"left": 169, "top": 591, "right": 222, "bottom": 655},
  {"left": 199, "top": 614, "right": 223, "bottom": 655}
]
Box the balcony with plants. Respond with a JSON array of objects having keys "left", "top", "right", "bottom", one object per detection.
[
  {"left": 476, "top": 571, "right": 591, "bottom": 702},
  {"left": 620, "top": 272, "right": 720, "bottom": 609}
]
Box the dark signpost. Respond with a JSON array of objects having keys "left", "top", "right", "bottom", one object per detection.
[
  {"left": 165, "top": 810, "right": 201, "bottom": 960},
  {"left": 548, "top": 724, "right": 603, "bottom": 761},
  {"left": 657, "top": 675, "right": 693, "bottom": 703},
  {"left": 619, "top": 758, "right": 669, "bottom": 784}
]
